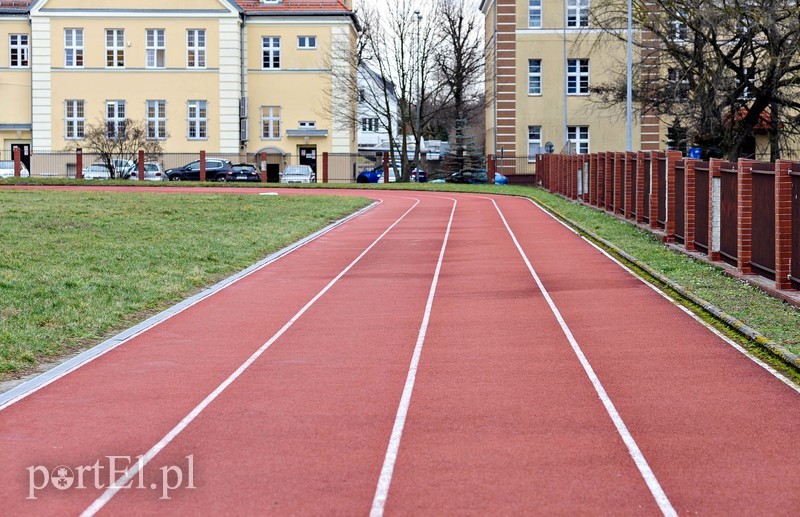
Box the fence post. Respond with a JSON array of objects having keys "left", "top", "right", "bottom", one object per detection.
[
  {"left": 590, "top": 154, "right": 598, "bottom": 205},
  {"left": 322, "top": 152, "right": 329, "bottom": 184},
  {"left": 709, "top": 158, "right": 722, "bottom": 261},
  {"left": 684, "top": 158, "right": 697, "bottom": 251},
  {"left": 774, "top": 160, "right": 793, "bottom": 290},
  {"left": 488, "top": 154, "right": 496, "bottom": 185},
  {"left": 624, "top": 153, "right": 633, "bottom": 218},
  {"left": 13, "top": 147, "right": 21, "bottom": 177},
  {"left": 75, "top": 148, "right": 83, "bottom": 179},
  {"left": 382, "top": 152, "right": 389, "bottom": 183},
  {"left": 649, "top": 151, "right": 660, "bottom": 229},
  {"left": 572, "top": 156, "right": 579, "bottom": 199},
  {"left": 614, "top": 152, "right": 624, "bottom": 214},
  {"left": 137, "top": 149, "right": 145, "bottom": 180},
  {"left": 199, "top": 150, "right": 206, "bottom": 182},
  {"left": 737, "top": 158, "right": 754, "bottom": 274},
  {"left": 636, "top": 151, "right": 646, "bottom": 223},
  {"left": 257, "top": 152, "right": 266, "bottom": 182},
  {"left": 665, "top": 150, "right": 681, "bottom": 242}
]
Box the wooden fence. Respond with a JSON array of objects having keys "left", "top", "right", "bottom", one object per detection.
[{"left": 536, "top": 152, "right": 800, "bottom": 292}]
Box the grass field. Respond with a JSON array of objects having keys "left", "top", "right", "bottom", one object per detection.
[{"left": 0, "top": 190, "right": 370, "bottom": 378}]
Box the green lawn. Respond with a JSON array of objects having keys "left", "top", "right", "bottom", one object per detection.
[{"left": 0, "top": 190, "right": 370, "bottom": 378}]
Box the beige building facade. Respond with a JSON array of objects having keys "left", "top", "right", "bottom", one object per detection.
[
  {"left": 481, "top": 0, "right": 645, "bottom": 160},
  {"left": 0, "top": 0, "right": 357, "bottom": 175}
]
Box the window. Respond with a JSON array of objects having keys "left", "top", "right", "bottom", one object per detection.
[
  {"left": 529, "top": 0, "right": 542, "bottom": 28},
  {"left": 146, "top": 100, "right": 167, "bottom": 139},
  {"left": 187, "top": 29, "right": 206, "bottom": 68},
  {"left": 297, "top": 36, "right": 316, "bottom": 49},
  {"left": 737, "top": 68, "right": 755, "bottom": 100},
  {"left": 65, "top": 29, "right": 84, "bottom": 68},
  {"left": 187, "top": 100, "right": 208, "bottom": 139},
  {"left": 667, "top": 68, "right": 689, "bottom": 101},
  {"left": 567, "top": 59, "right": 590, "bottom": 95},
  {"left": 146, "top": 29, "right": 165, "bottom": 68},
  {"left": 299, "top": 121, "right": 316, "bottom": 128},
  {"left": 528, "top": 59, "right": 542, "bottom": 95},
  {"left": 10, "top": 34, "right": 29, "bottom": 67},
  {"left": 106, "top": 29, "right": 124, "bottom": 68},
  {"left": 528, "top": 126, "right": 542, "bottom": 157},
  {"left": 361, "top": 118, "right": 380, "bottom": 132},
  {"left": 358, "top": 89, "right": 366, "bottom": 102},
  {"left": 106, "top": 100, "right": 126, "bottom": 139},
  {"left": 567, "top": 126, "right": 589, "bottom": 154},
  {"left": 261, "top": 106, "right": 281, "bottom": 139},
  {"left": 262, "top": 37, "right": 281, "bottom": 69},
  {"left": 65, "top": 100, "right": 85, "bottom": 139},
  {"left": 670, "top": 19, "right": 688, "bottom": 41},
  {"left": 567, "top": 0, "right": 590, "bottom": 27}
]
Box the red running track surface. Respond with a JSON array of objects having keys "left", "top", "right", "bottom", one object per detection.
[{"left": 0, "top": 187, "right": 799, "bottom": 516}]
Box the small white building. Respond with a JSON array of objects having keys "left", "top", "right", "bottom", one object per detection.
[{"left": 357, "top": 64, "right": 399, "bottom": 152}]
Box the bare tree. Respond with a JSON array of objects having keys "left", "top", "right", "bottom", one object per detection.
[
  {"left": 77, "top": 118, "right": 165, "bottom": 178},
  {"left": 590, "top": 0, "right": 800, "bottom": 160}
]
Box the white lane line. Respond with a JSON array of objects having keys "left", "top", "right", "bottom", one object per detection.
[
  {"left": 0, "top": 200, "right": 382, "bottom": 412},
  {"left": 370, "top": 198, "right": 458, "bottom": 517},
  {"left": 81, "top": 198, "right": 422, "bottom": 517},
  {"left": 490, "top": 198, "right": 678, "bottom": 517},
  {"left": 525, "top": 197, "right": 800, "bottom": 395}
]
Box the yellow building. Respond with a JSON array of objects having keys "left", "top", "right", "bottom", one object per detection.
[
  {"left": 0, "top": 0, "right": 357, "bottom": 176},
  {"left": 481, "top": 0, "right": 644, "bottom": 161}
]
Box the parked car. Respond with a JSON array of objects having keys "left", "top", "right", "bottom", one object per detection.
[
  {"left": 280, "top": 165, "right": 316, "bottom": 184},
  {"left": 129, "top": 162, "right": 165, "bottom": 181},
  {"left": 0, "top": 160, "right": 30, "bottom": 178},
  {"left": 82, "top": 163, "right": 113, "bottom": 180},
  {"left": 356, "top": 163, "right": 426, "bottom": 183},
  {"left": 111, "top": 159, "right": 136, "bottom": 178},
  {"left": 445, "top": 170, "right": 508, "bottom": 185},
  {"left": 166, "top": 159, "right": 232, "bottom": 181},
  {"left": 226, "top": 163, "right": 262, "bottom": 183}
]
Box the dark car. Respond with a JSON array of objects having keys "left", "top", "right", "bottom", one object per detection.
[
  {"left": 445, "top": 170, "right": 508, "bottom": 185},
  {"left": 226, "top": 163, "right": 262, "bottom": 183},
  {"left": 166, "top": 159, "right": 232, "bottom": 182},
  {"left": 356, "top": 164, "right": 425, "bottom": 183}
]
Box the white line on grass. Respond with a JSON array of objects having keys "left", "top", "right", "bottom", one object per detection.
[
  {"left": 491, "top": 198, "right": 677, "bottom": 517},
  {"left": 369, "top": 198, "right": 458, "bottom": 517},
  {"left": 81, "top": 198, "right": 422, "bottom": 517}
]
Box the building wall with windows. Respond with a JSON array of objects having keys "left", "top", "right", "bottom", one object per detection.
[
  {"left": 482, "top": 0, "right": 642, "bottom": 159},
  {"left": 0, "top": 0, "right": 357, "bottom": 172},
  {"left": 0, "top": 8, "right": 32, "bottom": 157}
]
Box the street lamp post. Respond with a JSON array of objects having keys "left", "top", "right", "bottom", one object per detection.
[
  {"left": 626, "top": 0, "right": 633, "bottom": 151},
  {"left": 415, "top": 9, "right": 422, "bottom": 179}
]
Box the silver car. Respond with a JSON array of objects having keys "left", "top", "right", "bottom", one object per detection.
[
  {"left": 129, "top": 162, "right": 165, "bottom": 181},
  {"left": 0, "top": 160, "right": 30, "bottom": 178},
  {"left": 82, "top": 163, "right": 112, "bottom": 180},
  {"left": 280, "top": 165, "right": 316, "bottom": 184}
]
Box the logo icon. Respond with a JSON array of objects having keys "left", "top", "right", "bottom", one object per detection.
[{"left": 50, "top": 466, "right": 74, "bottom": 490}]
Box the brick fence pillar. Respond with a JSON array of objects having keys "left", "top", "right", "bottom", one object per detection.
[
  {"left": 709, "top": 158, "right": 722, "bottom": 261},
  {"left": 597, "top": 153, "right": 606, "bottom": 208},
  {"left": 665, "top": 150, "right": 681, "bottom": 242},
  {"left": 636, "top": 151, "right": 646, "bottom": 223},
  {"left": 322, "top": 152, "right": 329, "bottom": 183},
  {"left": 774, "top": 160, "right": 794, "bottom": 289},
  {"left": 13, "top": 147, "right": 21, "bottom": 177},
  {"left": 624, "top": 152, "right": 634, "bottom": 219},
  {"left": 75, "top": 148, "right": 83, "bottom": 179},
  {"left": 137, "top": 150, "right": 145, "bottom": 180},
  {"left": 488, "top": 154, "right": 497, "bottom": 185},
  {"left": 199, "top": 150, "right": 207, "bottom": 182},
  {"left": 649, "top": 151, "right": 660, "bottom": 229},
  {"left": 737, "top": 158, "right": 754, "bottom": 274},
  {"left": 604, "top": 152, "right": 613, "bottom": 211},
  {"left": 684, "top": 158, "right": 697, "bottom": 251},
  {"left": 614, "top": 152, "right": 623, "bottom": 214},
  {"left": 382, "top": 153, "right": 389, "bottom": 183}
]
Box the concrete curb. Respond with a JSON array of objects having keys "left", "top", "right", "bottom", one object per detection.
[
  {"left": 530, "top": 195, "right": 800, "bottom": 372},
  {"left": 0, "top": 201, "right": 380, "bottom": 410}
]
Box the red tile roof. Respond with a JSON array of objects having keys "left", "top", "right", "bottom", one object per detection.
[
  {"left": 0, "top": 0, "right": 32, "bottom": 8},
  {"left": 236, "top": 0, "right": 352, "bottom": 13}
]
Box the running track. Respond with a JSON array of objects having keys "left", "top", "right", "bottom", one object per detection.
[{"left": 1, "top": 187, "right": 799, "bottom": 515}]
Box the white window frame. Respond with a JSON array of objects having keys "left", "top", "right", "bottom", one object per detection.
[
  {"left": 670, "top": 19, "right": 688, "bottom": 42},
  {"left": 106, "top": 100, "right": 126, "bottom": 140},
  {"left": 361, "top": 117, "right": 380, "bottom": 132},
  {"left": 105, "top": 29, "right": 125, "bottom": 68},
  {"left": 187, "top": 100, "right": 208, "bottom": 140},
  {"left": 567, "top": 58, "right": 590, "bottom": 95},
  {"left": 65, "top": 100, "right": 85, "bottom": 140},
  {"left": 567, "top": 126, "right": 590, "bottom": 154},
  {"left": 64, "top": 28, "right": 84, "bottom": 68},
  {"left": 146, "top": 100, "right": 167, "bottom": 140},
  {"left": 528, "top": 59, "right": 542, "bottom": 95},
  {"left": 297, "top": 35, "right": 317, "bottom": 49},
  {"left": 146, "top": 29, "right": 166, "bottom": 69},
  {"left": 528, "top": 125, "right": 542, "bottom": 159},
  {"left": 9, "top": 34, "right": 29, "bottom": 68},
  {"left": 187, "top": 29, "right": 206, "bottom": 69},
  {"left": 261, "top": 106, "right": 281, "bottom": 139},
  {"left": 529, "top": 0, "right": 542, "bottom": 28},
  {"left": 262, "top": 37, "right": 281, "bottom": 69},
  {"left": 567, "top": 0, "right": 590, "bottom": 28}
]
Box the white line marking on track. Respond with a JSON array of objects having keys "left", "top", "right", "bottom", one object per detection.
[
  {"left": 490, "top": 198, "right": 678, "bottom": 517},
  {"left": 526, "top": 197, "right": 800, "bottom": 395},
  {"left": 370, "top": 198, "right": 458, "bottom": 517},
  {"left": 81, "top": 198, "right": 422, "bottom": 517},
  {"left": 0, "top": 200, "right": 383, "bottom": 412}
]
